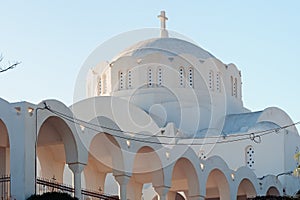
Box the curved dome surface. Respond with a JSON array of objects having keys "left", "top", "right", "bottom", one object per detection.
[{"left": 112, "top": 37, "right": 215, "bottom": 61}]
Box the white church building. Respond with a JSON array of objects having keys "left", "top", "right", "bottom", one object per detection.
[{"left": 1, "top": 11, "right": 300, "bottom": 200}]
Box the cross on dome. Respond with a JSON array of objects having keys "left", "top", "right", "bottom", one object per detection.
[
  {"left": 157, "top": 10, "right": 169, "bottom": 38},
  {"left": 158, "top": 10, "right": 168, "bottom": 30}
]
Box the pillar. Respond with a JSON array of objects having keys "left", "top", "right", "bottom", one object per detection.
[
  {"left": 10, "top": 103, "right": 36, "bottom": 200},
  {"left": 154, "top": 186, "right": 170, "bottom": 200},
  {"left": 114, "top": 174, "right": 131, "bottom": 200},
  {"left": 69, "top": 163, "right": 85, "bottom": 200}
]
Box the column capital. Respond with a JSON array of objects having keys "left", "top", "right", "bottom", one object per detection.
[
  {"left": 154, "top": 185, "right": 171, "bottom": 197},
  {"left": 114, "top": 174, "right": 131, "bottom": 185},
  {"left": 68, "top": 162, "right": 86, "bottom": 173}
]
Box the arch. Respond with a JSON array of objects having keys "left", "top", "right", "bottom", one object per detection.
[
  {"left": 260, "top": 175, "right": 283, "bottom": 196},
  {"left": 202, "top": 156, "right": 232, "bottom": 200},
  {"left": 82, "top": 115, "right": 129, "bottom": 195},
  {"left": 232, "top": 167, "right": 259, "bottom": 199},
  {"left": 85, "top": 132, "right": 124, "bottom": 192},
  {"left": 236, "top": 178, "right": 257, "bottom": 199},
  {"left": 71, "top": 96, "right": 160, "bottom": 136},
  {"left": 167, "top": 147, "right": 202, "bottom": 198},
  {"left": 37, "top": 116, "right": 78, "bottom": 182},
  {"left": 266, "top": 186, "right": 280, "bottom": 196},
  {"left": 37, "top": 100, "right": 88, "bottom": 165},
  {"left": 205, "top": 169, "right": 230, "bottom": 200},
  {"left": 86, "top": 116, "right": 126, "bottom": 172},
  {"left": 0, "top": 119, "right": 10, "bottom": 198},
  {"left": 129, "top": 146, "right": 164, "bottom": 200},
  {"left": 258, "top": 107, "right": 298, "bottom": 134}
]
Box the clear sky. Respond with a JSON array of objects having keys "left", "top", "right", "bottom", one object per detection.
[{"left": 0, "top": 1, "right": 299, "bottom": 122}]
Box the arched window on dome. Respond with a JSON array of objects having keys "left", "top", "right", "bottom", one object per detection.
[
  {"left": 127, "top": 70, "right": 132, "bottom": 89},
  {"left": 148, "top": 67, "right": 153, "bottom": 87},
  {"left": 157, "top": 67, "right": 163, "bottom": 87},
  {"left": 179, "top": 67, "right": 185, "bottom": 88},
  {"left": 188, "top": 67, "right": 194, "bottom": 88},
  {"left": 245, "top": 145, "right": 255, "bottom": 169},
  {"left": 102, "top": 74, "right": 107, "bottom": 94},
  {"left": 97, "top": 76, "right": 102, "bottom": 95},
  {"left": 233, "top": 77, "right": 237, "bottom": 98},
  {"left": 216, "top": 72, "right": 221, "bottom": 92},
  {"left": 231, "top": 76, "right": 234, "bottom": 96},
  {"left": 119, "top": 71, "right": 125, "bottom": 90},
  {"left": 209, "top": 70, "right": 214, "bottom": 90}
]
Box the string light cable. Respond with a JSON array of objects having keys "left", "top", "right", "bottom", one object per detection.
[{"left": 44, "top": 104, "right": 300, "bottom": 146}]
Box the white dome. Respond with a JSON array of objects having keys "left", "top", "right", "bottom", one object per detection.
[{"left": 112, "top": 37, "right": 215, "bottom": 62}]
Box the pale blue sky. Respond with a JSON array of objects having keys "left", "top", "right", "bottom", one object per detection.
[{"left": 0, "top": 1, "right": 299, "bottom": 122}]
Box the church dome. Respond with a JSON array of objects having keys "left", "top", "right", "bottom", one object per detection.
[{"left": 112, "top": 37, "right": 215, "bottom": 62}]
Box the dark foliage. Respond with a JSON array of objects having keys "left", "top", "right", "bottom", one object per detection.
[
  {"left": 27, "top": 192, "right": 78, "bottom": 200},
  {"left": 248, "top": 196, "right": 299, "bottom": 200}
]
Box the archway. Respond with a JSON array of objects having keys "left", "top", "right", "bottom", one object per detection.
[
  {"left": 0, "top": 119, "right": 10, "bottom": 199},
  {"left": 266, "top": 186, "right": 280, "bottom": 196},
  {"left": 130, "top": 146, "right": 164, "bottom": 200},
  {"left": 169, "top": 157, "right": 200, "bottom": 199},
  {"left": 83, "top": 132, "right": 124, "bottom": 197},
  {"left": 37, "top": 116, "right": 78, "bottom": 185},
  {"left": 237, "top": 179, "right": 256, "bottom": 199},
  {"left": 205, "top": 169, "right": 230, "bottom": 200}
]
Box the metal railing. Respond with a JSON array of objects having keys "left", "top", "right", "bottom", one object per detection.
[
  {"left": 36, "top": 177, "right": 119, "bottom": 200},
  {"left": 0, "top": 175, "right": 10, "bottom": 200},
  {"left": 36, "top": 177, "right": 74, "bottom": 196}
]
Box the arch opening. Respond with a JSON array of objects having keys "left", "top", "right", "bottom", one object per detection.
[
  {"left": 237, "top": 178, "right": 257, "bottom": 199},
  {"left": 205, "top": 169, "right": 230, "bottom": 200},
  {"left": 131, "top": 146, "right": 164, "bottom": 200},
  {"left": 37, "top": 116, "right": 78, "bottom": 183},
  {"left": 84, "top": 132, "right": 123, "bottom": 197},
  {"left": 266, "top": 186, "right": 280, "bottom": 196},
  {"left": 169, "top": 157, "right": 200, "bottom": 199},
  {"left": 0, "top": 119, "right": 10, "bottom": 198}
]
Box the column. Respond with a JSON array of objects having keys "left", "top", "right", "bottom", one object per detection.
[
  {"left": 10, "top": 104, "right": 36, "bottom": 200},
  {"left": 69, "top": 163, "right": 85, "bottom": 200},
  {"left": 114, "top": 174, "right": 131, "bottom": 200},
  {"left": 154, "top": 185, "right": 170, "bottom": 200}
]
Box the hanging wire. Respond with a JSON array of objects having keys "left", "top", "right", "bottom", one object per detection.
[{"left": 44, "top": 104, "right": 300, "bottom": 146}]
